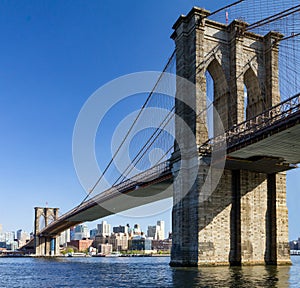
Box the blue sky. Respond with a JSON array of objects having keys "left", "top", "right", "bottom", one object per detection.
[{"left": 0, "top": 1, "right": 299, "bottom": 240}]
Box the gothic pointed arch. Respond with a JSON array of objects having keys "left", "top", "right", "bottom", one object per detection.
[
  {"left": 244, "top": 67, "right": 264, "bottom": 119},
  {"left": 205, "top": 58, "right": 229, "bottom": 132}
]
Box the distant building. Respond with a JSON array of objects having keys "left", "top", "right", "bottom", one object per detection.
[
  {"left": 0, "top": 232, "right": 5, "bottom": 242},
  {"left": 98, "top": 243, "right": 112, "bottom": 255},
  {"left": 289, "top": 238, "right": 300, "bottom": 250},
  {"left": 110, "top": 233, "right": 129, "bottom": 251},
  {"left": 151, "top": 238, "right": 172, "bottom": 252},
  {"left": 113, "top": 225, "right": 128, "bottom": 234},
  {"left": 90, "top": 228, "right": 98, "bottom": 239},
  {"left": 6, "top": 241, "right": 18, "bottom": 251},
  {"left": 93, "top": 234, "right": 109, "bottom": 250},
  {"left": 67, "top": 239, "right": 93, "bottom": 252},
  {"left": 157, "top": 221, "right": 165, "bottom": 240},
  {"left": 129, "top": 236, "right": 152, "bottom": 252},
  {"left": 147, "top": 226, "right": 156, "bottom": 239},
  {"left": 74, "top": 224, "right": 89, "bottom": 240},
  {"left": 70, "top": 227, "right": 75, "bottom": 241},
  {"left": 97, "top": 221, "right": 111, "bottom": 236},
  {"left": 5, "top": 232, "right": 15, "bottom": 244},
  {"left": 16, "top": 230, "right": 29, "bottom": 247},
  {"left": 59, "top": 229, "right": 71, "bottom": 247},
  {"left": 132, "top": 224, "right": 141, "bottom": 236},
  {"left": 0, "top": 224, "right": 2, "bottom": 233},
  {"left": 147, "top": 220, "right": 165, "bottom": 240}
]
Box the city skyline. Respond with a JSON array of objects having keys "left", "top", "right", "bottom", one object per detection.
[{"left": 0, "top": 217, "right": 169, "bottom": 253}]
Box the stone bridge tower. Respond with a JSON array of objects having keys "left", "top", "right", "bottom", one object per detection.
[
  {"left": 170, "top": 7, "right": 290, "bottom": 266},
  {"left": 34, "top": 207, "right": 60, "bottom": 256}
]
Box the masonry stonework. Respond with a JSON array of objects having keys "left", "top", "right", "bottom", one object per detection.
[
  {"left": 170, "top": 7, "right": 290, "bottom": 266},
  {"left": 34, "top": 207, "right": 60, "bottom": 256}
]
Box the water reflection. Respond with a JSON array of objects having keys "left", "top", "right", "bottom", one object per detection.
[{"left": 172, "top": 264, "right": 291, "bottom": 288}]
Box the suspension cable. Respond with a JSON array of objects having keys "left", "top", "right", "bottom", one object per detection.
[{"left": 74, "top": 51, "right": 176, "bottom": 209}]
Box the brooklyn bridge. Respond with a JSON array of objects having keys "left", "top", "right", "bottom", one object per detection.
[{"left": 22, "top": 0, "right": 300, "bottom": 267}]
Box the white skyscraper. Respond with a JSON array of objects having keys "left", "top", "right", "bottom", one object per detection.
[
  {"left": 59, "top": 229, "right": 71, "bottom": 246},
  {"left": 97, "top": 221, "right": 111, "bottom": 236},
  {"left": 156, "top": 221, "right": 165, "bottom": 240},
  {"left": 147, "top": 220, "right": 165, "bottom": 240}
]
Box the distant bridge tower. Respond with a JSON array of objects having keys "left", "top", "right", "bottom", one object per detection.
[
  {"left": 170, "top": 7, "right": 290, "bottom": 266},
  {"left": 34, "top": 207, "right": 60, "bottom": 256}
]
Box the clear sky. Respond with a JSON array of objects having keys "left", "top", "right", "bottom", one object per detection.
[{"left": 0, "top": 0, "right": 299, "bottom": 240}]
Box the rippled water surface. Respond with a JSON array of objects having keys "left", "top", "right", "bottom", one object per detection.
[{"left": 0, "top": 256, "right": 299, "bottom": 287}]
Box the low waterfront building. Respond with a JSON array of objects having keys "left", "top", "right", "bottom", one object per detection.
[
  {"left": 128, "top": 236, "right": 152, "bottom": 252},
  {"left": 67, "top": 239, "right": 93, "bottom": 252},
  {"left": 6, "top": 241, "right": 18, "bottom": 251},
  {"left": 289, "top": 239, "right": 299, "bottom": 250},
  {"left": 98, "top": 243, "right": 113, "bottom": 255},
  {"left": 151, "top": 239, "right": 172, "bottom": 252}
]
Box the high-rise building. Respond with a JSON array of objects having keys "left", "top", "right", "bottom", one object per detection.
[
  {"left": 90, "top": 228, "right": 98, "bottom": 239},
  {"left": 97, "top": 221, "right": 111, "bottom": 236},
  {"left": 147, "top": 220, "right": 165, "bottom": 240},
  {"left": 74, "top": 224, "right": 89, "bottom": 240},
  {"left": 70, "top": 227, "right": 75, "bottom": 240},
  {"left": 147, "top": 225, "right": 157, "bottom": 239},
  {"left": 59, "top": 229, "right": 71, "bottom": 246},
  {"left": 16, "top": 229, "right": 29, "bottom": 246},
  {"left": 156, "top": 221, "right": 165, "bottom": 240},
  {"left": 0, "top": 232, "right": 5, "bottom": 242},
  {"left": 133, "top": 224, "right": 141, "bottom": 235},
  {"left": 5, "top": 231, "right": 15, "bottom": 244},
  {"left": 113, "top": 225, "right": 128, "bottom": 234},
  {"left": 0, "top": 224, "right": 2, "bottom": 233}
]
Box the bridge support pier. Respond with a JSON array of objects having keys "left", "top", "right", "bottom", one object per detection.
[
  {"left": 265, "top": 173, "right": 290, "bottom": 265},
  {"left": 170, "top": 164, "right": 291, "bottom": 266},
  {"left": 33, "top": 207, "right": 60, "bottom": 256},
  {"left": 170, "top": 6, "right": 291, "bottom": 266}
]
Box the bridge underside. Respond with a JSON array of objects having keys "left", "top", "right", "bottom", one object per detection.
[
  {"left": 228, "top": 124, "right": 300, "bottom": 170},
  {"left": 23, "top": 175, "right": 173, "bottom": 254},
  {"left": 67, "top": 179, "right": 173, "bottom": 223}
]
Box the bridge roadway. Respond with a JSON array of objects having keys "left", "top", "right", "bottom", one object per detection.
[
  {"left": 24, "top": 93, "right": 300, "bottom": 250},
  {"left": 202, "top": 93, "right": 300, "bottom": 174},
  {"left": 23, "top": 162, "right": 173, "bottom": 249}
]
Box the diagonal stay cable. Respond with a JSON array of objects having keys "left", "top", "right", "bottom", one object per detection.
[
  {"left": 115, "top": 97, "right": 216, "bottom": 186},
  {"left": 74, "top": 51, "right": 176, "bottom": 210},
  {"left": 113, "top": 106, "right": 175, "bottom": 186},
  {"left": 246, "top": 4, "right": 300, "bottom": 31}
]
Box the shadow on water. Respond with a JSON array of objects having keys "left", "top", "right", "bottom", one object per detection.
[{"left": 171, "top": 264, "right": 291, "bottom": 288}]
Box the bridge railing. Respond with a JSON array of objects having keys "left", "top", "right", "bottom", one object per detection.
[
  {"left": 200, "top": 93, "right": 300, "bottom": 153},
  {"left": 114, "top": 160, "right": 170, "bottom": 192}
]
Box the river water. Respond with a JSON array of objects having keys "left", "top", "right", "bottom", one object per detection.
[{"left": 0, "top": 256, "right": 299, "bottom": 287}]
